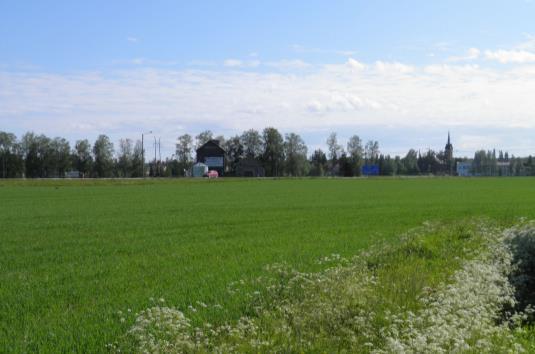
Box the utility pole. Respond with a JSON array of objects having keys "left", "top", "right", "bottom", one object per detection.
[
  {"left": 142, "top": 131, "right": 152, "bottom": 177},
  {"left": 154, "top": 136, "right": 157, "bottom": 177},
  {"left": 158, "top": 138, "right": 161, "bottom": 176}
]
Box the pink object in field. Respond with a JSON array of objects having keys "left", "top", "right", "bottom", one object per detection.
[{"left": 207, "top": 170, "right": 219, "bottom": 178}]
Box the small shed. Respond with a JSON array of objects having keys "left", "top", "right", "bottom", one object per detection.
[
  {"left": 192, "top": 162, "right": 209, "bottom": 177},
  {"left": 236, "top": 158, "right": 265, "bottom": 177},
  {"left": 65, "top": 170, "right": 81, "bottom": 178},
  {"left": 196, "top": 140, "right": 226, "bottom": 176}
]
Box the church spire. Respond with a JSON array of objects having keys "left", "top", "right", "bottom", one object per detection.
[{"left": 445, "top": 131, "right": 454, "bottom": 175}]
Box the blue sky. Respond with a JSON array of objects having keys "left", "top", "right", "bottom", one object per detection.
[
  {"left": 2, "top": 0, "right": 535, "bottom": 157},
  {"left": 2, "top": 0, "right": 534, "bottom": 70}
]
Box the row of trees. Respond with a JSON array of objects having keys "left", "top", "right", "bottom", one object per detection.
[
  {"left": 0, "top": 132, "right": 145, "bottom": 178},
  {"left": 1, "top": 128, "right": 534, "bottom": 178},
  {"left": 471, "top": 149, "right": 535, "bottom": 176},
  {"left": 175, "top": 129, "right": 381, "bottom": 177}
]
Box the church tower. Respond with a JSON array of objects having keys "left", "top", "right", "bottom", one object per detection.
[{"left": 445, "top": 132, "right": 453, "bottom": 174}]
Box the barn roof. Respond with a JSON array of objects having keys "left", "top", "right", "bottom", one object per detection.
[{"left": 196, "top": 139, "right": 225, "bottom": 153}]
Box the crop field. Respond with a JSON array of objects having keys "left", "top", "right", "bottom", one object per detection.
[{"left": 2, "top": 177, "right": 535, "bottom": 352}]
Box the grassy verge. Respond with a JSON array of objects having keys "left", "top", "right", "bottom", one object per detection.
[{"left": 116, "top": 219, "right": 525, "bottom": 353}]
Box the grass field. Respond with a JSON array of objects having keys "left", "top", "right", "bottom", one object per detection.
[{"left": 2, "top": 177, "right": 535, "bottom": 352}]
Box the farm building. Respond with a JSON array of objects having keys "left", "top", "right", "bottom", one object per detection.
[
  {"left": 196, "top": 140, "right": 225, "bottom": 176},
  {"left": 456, "top": 161, "right": 472, "bottom": 176},
  {"left": 235, "top": 158, "right": 265, "bottom": 177}
]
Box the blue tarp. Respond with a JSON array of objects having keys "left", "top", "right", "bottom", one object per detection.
[{"left": 362, "top": 164, "right": 380, "bottom": 176}]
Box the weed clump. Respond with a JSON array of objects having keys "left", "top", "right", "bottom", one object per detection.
[
  {"left": 505, "top": 223, "right": 535, "bottom": 317},
  {"left": 380, "top": 224, "right": 521, "bottom": 353}
]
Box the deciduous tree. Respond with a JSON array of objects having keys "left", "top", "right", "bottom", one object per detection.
[
  {"left": 176, "top": 134, "right": 193, "bottom": 176},
  {"left": 347, "top": 135, "right": 364, "bottom": 176},
  {"left": 195, "top": 130, "right": 213, "bottom": 149},
  {"left": 262, "top": 127, "right": 284, "bottom": 177},
  {"left": 224, "top": 135, "right": 244, "bottom": 175},
  {"left": 240, "top": 129, "right": 263, "bottom": 159},
  {"left": 284, "top": 133, "right": 308, "bottom": 176},
  {"left": 93, "top": 135, "right": 114, "bottom": 177},
  {"left": 74, "top": 140, "right": 93, "bottom": 178},
  {"left": 117, "top": 139, "right": 134, "bottom": 177},
  {"left": 309, "top": 149, "right": 328, "bottom": 176}
]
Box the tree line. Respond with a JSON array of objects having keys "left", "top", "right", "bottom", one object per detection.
[
  {"left": 175, "top": 129, "right": 380, "bottom": 177},
  {"left": 0, "top": 132, "right": 143, "bottom": 178},
  {"left": 1, "top": 128, "right": 534, "bottom": 178}
]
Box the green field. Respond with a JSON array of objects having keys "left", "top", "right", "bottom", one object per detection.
[{"left": 2, "top": 177, "right": 535, "bottom": 352}]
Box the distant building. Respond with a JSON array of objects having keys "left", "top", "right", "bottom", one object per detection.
[
  {"left": 497, "top": 161, "right": 511, "bottom": 176},
  {"left": 65, "top": 170, "right": 81, "bottom": 178},
  {"left": 196, "top": 140, "right": 225, "bottom": 176},
  {"left": 236, "top": 158, "right": 265, "bottom": 177},
  {"left": 456, "top": 162, "right": 472, "bottom": 177}
]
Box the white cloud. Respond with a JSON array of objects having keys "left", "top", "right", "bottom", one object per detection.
[
  {"left": 423, "top": 64, "right": 482, "bottom": 76},
  {"left": 265, "top": 59, "right": 311, "bottom": 69},
  {"left": 335, "top": 50, "right": 358, "bottom": 56},
  {"left": 223, "top": 59, "right": 260, "bottom": 68},
  {"left": 188, "top": 60, "right": 216, "bottom": 67},
  {"left": 433, "top": 41, "right": 455, "bottom": 52},
  {"left": 290, "top": 44, "right": 359, "bottom": 57},
  {"left": 467, "top": 47, "right": 481, "bottom": 59},
  {"left": 127, "top": 37, "right": 138, "bottom": 43},
  {"left": 223, "top": 59, "right": 243, "bottom": 67},
  {"left": 374, "top": 61, "right": 415, "bottom": 74},
  {"left": 457, "top": 135, "right": 501, "bottom": 151},
  {"left": 514, "top": 33, "right": 535, "bottom": 51},
  {"left": 306, "top": 92, "right": 379, "bottom": 114},
  {"left": 247, "top": 60, "right": 261, "bottom": 67},
  {"left": 485, "top": 49, "right": 535, "bottom": 63},
  {"left": 4, "top": 57, "right": 535, "bottom": 155},
  {"left": 346, "top": 58, "right": 366, "bottom": 70},
  {"left": 130, "top": 58, "right": 179, "bottom": 66},
  {"left": 447, "top": 48, "right": 480, "bottom": 62}
]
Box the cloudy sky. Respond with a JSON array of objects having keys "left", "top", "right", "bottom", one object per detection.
[{"left": 2, "top": 0, "right": 535, "bottom": 157}]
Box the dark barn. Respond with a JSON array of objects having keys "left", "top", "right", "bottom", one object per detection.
[
  {"left": 236, "top": 158, "right": 265, "bottom": 177},
  {"left": 196, "top": 140, "right": 226, "bottom": 176}
]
